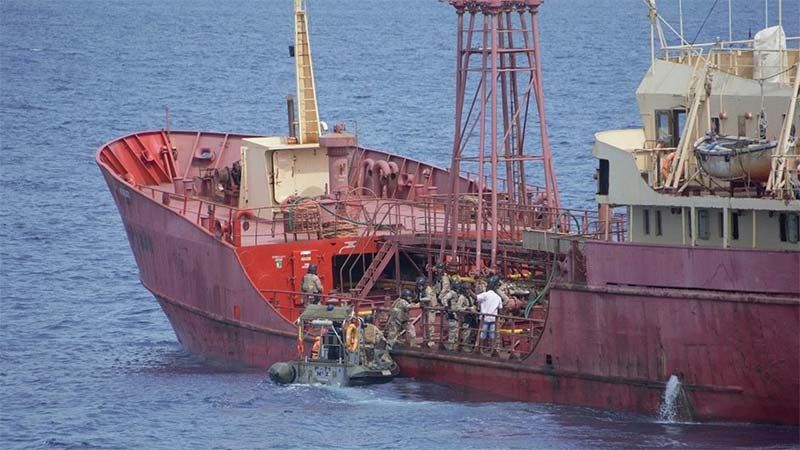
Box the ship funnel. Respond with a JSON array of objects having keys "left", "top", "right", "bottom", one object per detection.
[{"left": 657, "top": 375, "right": 693, "bottom": 422}]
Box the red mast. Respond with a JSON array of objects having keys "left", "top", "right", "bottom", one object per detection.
[{"left": 441, "top": 0, "right": 560, "bottom": 271}]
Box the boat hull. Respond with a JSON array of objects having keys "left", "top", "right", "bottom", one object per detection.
[{"left": 98, "top": 150, "right": 799, "bottom": 425}]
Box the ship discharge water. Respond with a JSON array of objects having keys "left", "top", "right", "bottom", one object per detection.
[{"left": 657, "top": 375, "right": 683, "bottom": 422}]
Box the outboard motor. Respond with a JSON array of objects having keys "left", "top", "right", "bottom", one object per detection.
[{"left": 268, "top": 362, "right": 296, "bottom": 384}]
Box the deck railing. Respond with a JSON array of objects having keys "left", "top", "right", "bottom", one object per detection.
[
  {"left": 135, "top": 184, "right": 627, "bottom": 248},
  {"left": 372, "top": 305, "right": 546, "bottom": 360}
]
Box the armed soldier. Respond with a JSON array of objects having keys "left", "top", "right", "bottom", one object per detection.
[
  {"left": 415, "top": 276, "right": 440, "bottom": 348},
  {"left": 440, "top": 280, "right": 461, "bottom": 351},
  {"left": 386, "top": 288, "right": 417, "bottom": 348},
  {"left": 301, "top": 264, "right": 324, "bottom": 305},
  {"left": 431, "top": 261, "right": 451, "bottom": 298},
  {"left": 360, "top": 315, "right": 386, "bottom": 367},
  {"left": 442, "top": 280, "right": 477, "bottom": 352}
]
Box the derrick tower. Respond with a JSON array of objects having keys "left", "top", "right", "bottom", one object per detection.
[{"left": 441, "top": 0, "right": 560, "bottom": 271}]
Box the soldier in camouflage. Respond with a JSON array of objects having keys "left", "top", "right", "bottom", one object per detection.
[
  {"left": 360, "top": 315, "right": 385, "bottom": 367},
  {"left": 431, "top": 261, "right": 451, "bottom": 298},
  {"left": 301, "top": 264, "right": 324, "bottom": 305},
  {"left": 440, "top": 279, "right": 460, "bottom": 351},
  {"left": 385, "top": 288, "right": 417, "bottom": 349},
  {"left": 415, "top": 276, "right": 441, "bottom": 348}
]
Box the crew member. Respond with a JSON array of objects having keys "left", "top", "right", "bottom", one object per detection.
[
  {"left": 487, "top": 274, "right": 511, "bottom": 305},
  {"left": 386, "top": 288, "right": 417, "bottom": 348},
  {"left": 476, "top": 276, "right": 503, "bottom": 354},
  {"left": 301, "top": 264, "right": 324, "bottom": 305},
  {"left": 360, "top": 315, "right": 385, "bottom": 367}
]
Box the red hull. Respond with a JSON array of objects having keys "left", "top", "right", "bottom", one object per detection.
[{"left": 98, "top": 149, "right": 799, "bottom": 425}]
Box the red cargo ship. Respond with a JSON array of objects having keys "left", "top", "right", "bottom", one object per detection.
[{"left": 97, "top": 0, "right": 799, "bottom": 424}]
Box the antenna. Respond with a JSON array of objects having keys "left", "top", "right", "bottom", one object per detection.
[
  {"left": 765, "top": 0, "right": 768, "bottom": 28},
  {"left": 678, "top": 0, "right": 685, "bottom": 47},
  {"left": 728, "top": 0, "right": 732, "bottom": 42}
]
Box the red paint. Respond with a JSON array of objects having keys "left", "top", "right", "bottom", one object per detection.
[{"left": 97, "top": 131, "right": 800, "bottom": 425}]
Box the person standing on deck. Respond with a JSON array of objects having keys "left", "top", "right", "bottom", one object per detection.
[
  {"left": 416, "top": 276, "right": 440, "bottom": 348},
  {"left": 441, "top": 280, "right": 463, "bottom": 351},
  {"left": 455, "top": 281, "right": 478, "bottom": 352},
  {"left": 301, "top": 264, "right": 324, "bottom": 305},
  {"left": 487, "top": 274, "right": 510, "bottom": 305},
  {"left": 431, "top": 261, "right": 451, "bottom": 298},
  {"left": 386, "top": 289, "right": 417, "bottom": 349},
  {"left": 476, "top": 277, "right": 503, "bottom": 354}
]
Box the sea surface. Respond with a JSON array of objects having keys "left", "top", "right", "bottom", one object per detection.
[{"left": 1, "top": 0, "right": 799, "bottom": 449}]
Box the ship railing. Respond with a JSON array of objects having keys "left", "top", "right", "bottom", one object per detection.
[
  {"left": 372, "top": 305, "right": 545, "bottom": 360},
  {"left": 336, "top": 196, "right": 449, "bottom": 290},
  {"left": 631, "top": 144, "right": 679, "bottom": 189},
  {"left": 136, "top": 183, "right": 626, "bottom": 249},
  {"left": 423, "top": 192, "right": 627, "bottom": 241},
  {"left": 661, "top": 45, "right": 799, "bottom": 84}
]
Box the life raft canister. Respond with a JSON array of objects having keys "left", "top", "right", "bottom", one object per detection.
[{"left": 345, "top": 323, "right": 359, "bottom": 352}]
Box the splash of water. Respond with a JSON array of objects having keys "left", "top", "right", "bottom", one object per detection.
[{"left": 657, "top": 375, "right": 682, "bottom": 422}]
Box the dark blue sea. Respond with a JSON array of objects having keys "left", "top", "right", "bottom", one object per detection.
[{"left": 1, "top": 0, "right": 798, "bottom": 448}]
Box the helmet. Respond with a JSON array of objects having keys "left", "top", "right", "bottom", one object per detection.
[
  {"left": 400, "top": 288, "right": 413, "bottom": 300},
  {"left": 364, "top": 315, "right": 373, "bottom": 324},
  {"left": 450, "top": 279, "right": 462, "bottom": 291},
  {"left": 307, "top": 264, "right": 318, "bottom": 274},
  {"left": 434, "top": 262, "right": 446, "bottom": 272},
  {"left": 415, "top": 276, "right": 427, "bottom": 289},
  {"left": 487, "top": 274, "right": 501, "bottom": 291}
]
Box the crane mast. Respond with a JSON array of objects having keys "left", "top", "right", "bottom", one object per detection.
[{"left": 293, "top": 0, "right": 321, "bottom": 144}]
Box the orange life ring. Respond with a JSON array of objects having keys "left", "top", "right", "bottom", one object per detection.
[{"left": 345, "top": 323, "right": 359, "bottom": 353}]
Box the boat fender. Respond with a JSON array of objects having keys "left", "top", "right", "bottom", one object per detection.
[
  {"left": 268, "top": 362, "right": 296, "bottom": 385},
  {"left": 345, "top": 323, "right": 359, "bottom": 352}
]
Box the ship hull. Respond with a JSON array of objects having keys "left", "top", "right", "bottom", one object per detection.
[{"left": 98, "top": 152, "right": 799, "bottom": 425}]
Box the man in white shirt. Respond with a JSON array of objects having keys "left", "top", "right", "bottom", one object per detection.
[{"left": 475, "top": 278, "right": 503, "bottom": 353}]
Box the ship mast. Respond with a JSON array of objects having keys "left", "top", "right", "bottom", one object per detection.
[
  {"left": 441, "top": 0, "right": 560, "bottom": 271},
  {"left": 293, "top": 0, "right": 321, "bottom": 144}
]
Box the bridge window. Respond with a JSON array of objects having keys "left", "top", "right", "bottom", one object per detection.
[
  {"left": 643, "top": 208, "right": 651, "bottom": 235},
  {"left": 655, "top": 109, "right": 686, "bottom": 148},
  {"left": 697, "top": 209, "right": 710, "bottom": 240},
  {"left": 732, "top": 212, "right": 740, "bottom": 240},
  {"left": 655, "top": 210, "right": 663, "bottom": 236}
]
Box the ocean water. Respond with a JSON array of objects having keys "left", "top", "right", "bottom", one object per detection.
[{"left": 1, "top": 0, "right": 799, "bottom": 448}]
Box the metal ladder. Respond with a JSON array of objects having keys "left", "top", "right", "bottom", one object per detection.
[{"left": 350, "top": 239, "right": 398, "bottom": 299}]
